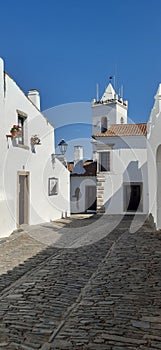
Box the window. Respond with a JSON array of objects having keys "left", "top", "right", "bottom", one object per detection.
[
  {"left": 120, "top": 117, "right": 124, "bottom": 124},
  {"left": 99, "top": 152, "right": 110, "bottom": 172},
  {"left": 48, "top": 177, "right": 58, "bottom": 196},
  {"left": 18, "top": 115, "right": 25, "bottom": 145},
  {"left": 17, "top": 112, "right": 27, "bottom": 145},
  {"left": 101, "top": 117, "right": 108, "bottom": 133}
]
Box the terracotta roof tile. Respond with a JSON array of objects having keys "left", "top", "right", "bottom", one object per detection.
[
  {"left": 68, "top": 161, "right": 97, "bottom": 176},
  {"left": 68, "top": 162, "right": 74, "bottom": 172},
  {"left": 83, "top": 161, "right": 97, "bottom": 176},
  {"left": 93, "top": 123, "right": 147, "bottom": 138}
]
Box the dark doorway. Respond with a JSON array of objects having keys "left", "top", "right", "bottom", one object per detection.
[
  {"left": 86, "top": 186, "right": 96, "bottom": 211},
  {"left": 125, "top": 183, "right": 142, "bottom": 212}
]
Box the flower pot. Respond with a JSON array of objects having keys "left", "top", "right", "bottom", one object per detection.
[
  {"left": 17, "top": 131, "right": 22, "bottom": 138},
  {"left": 11, "top": 130, "right": 18, "bottom": 138}
]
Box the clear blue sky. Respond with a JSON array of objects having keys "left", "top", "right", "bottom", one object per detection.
[{"left": 1, "top": 0, "right": 161, "bottom": 159}]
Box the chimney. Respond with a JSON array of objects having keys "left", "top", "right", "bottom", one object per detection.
[
  {"left": 73, "top": 145, "right": 85, "bottom": 175},
  {"left": 74, "top": 146, "right": 83, "bottom": 165},
  {"left": 28, "top": 89, "right": 40, "bottom": 110}
]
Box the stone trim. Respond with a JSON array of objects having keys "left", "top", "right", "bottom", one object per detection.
[
  {"left": 96, "top": 173, "right": 105, "bottom": 214},
  {"left": 16, "top": 109, "right": 28, "bottom": 118}
]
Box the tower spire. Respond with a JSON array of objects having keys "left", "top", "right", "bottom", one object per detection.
[{"left": 101, "top": 83, "right": 115, "bottom": 102}]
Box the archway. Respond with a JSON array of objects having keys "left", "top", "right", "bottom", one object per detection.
[
  {"left": 157, "top": 145, "right": 161, "bottom": 228},
  {"left": 101, "top": 117, "right": 108, "bottom": 133}
]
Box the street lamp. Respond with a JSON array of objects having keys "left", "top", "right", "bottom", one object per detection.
[
  {"left": 51, "top": 139, "right": 68, "bottom": 169},
  {"left": 58, "top": 139, "right": 68, "bottom": 155}
]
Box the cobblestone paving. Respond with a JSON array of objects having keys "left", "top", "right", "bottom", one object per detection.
[
  {"left": 0, "top": 231, "right": 47, "bottom": 275},
  {"left": 0, "top": 215, "right": 160, "bottom": 349}
]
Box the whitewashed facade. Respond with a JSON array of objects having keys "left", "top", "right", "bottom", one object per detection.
[
  {"left": 70, "top": 176, "right": 96, "bottom": 213},
  {"left": 0, "top": 58, "right": 70, "bottom": 237},
  {"left": 70, "top": 84, "right": 149, "bottom": 216},
  {"left": 70, "top": 146, "right": 96, "bottom": 213},
  {"left": 147, "top": 84, "right": 161, "bottom": 229},
  {"left": 93, "top": 135, "right": 148, "bottom": 215},
  {"left": 92, "top": 84, "right": 149, "bottom": 215}
]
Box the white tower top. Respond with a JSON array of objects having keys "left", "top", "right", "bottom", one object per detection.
[
  {"left": 92, "top": 81, "right": 128, "bottom": 135},
  {"left": 101, "top": 83, "right": 116, "bottom": 102}
]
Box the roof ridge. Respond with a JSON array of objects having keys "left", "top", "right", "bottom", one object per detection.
[{"left": 5, "top": 71, "right": 54, "bottom": 129}]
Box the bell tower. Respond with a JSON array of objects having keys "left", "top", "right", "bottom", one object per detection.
[{"left": 92, "top": 83, "right": 128, "bottom": 135}]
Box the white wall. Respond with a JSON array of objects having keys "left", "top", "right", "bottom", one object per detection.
[
  {"left": 92, "top": 101, "right": 127, "bottom": 135},
  {"left": 70, "top": 176, "right": 96, "bottom": 213},
  {"left": 0, "top": 59, "right": 70, "bottom": 237},
  {"left": 116, "top": 103, "right": 128, "bottom": 124},
  {"left": 95, "top": 135, "right": 148, "bottom": 214},
  {"left": 147, "top": 85, "right": 161, "bottom": 228}
]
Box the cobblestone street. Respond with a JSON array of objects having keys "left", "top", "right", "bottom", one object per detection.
[{"left": 0, "top": 215, "right": 161, "bottom": 349}]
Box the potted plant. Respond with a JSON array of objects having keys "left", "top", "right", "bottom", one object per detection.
[
  {"left": 31, "top": 135, "right": 41, "bottom": 145},
  {"left": 10, "top": 125, "right": 22, "bottom": 138}
]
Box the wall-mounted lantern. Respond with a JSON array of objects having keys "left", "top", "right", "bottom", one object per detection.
[
  {"left": 51, "top": 139, "right": 68, "bottom": 168},
  {"left": 58, "top": 139, "right": 68, "bottom": 155}
]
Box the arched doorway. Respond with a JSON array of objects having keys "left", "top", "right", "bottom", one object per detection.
[{"left": 157, "top": 145, "right": 161, "bottom": 228}]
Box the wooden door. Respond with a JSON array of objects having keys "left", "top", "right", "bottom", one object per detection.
[
  {"left": 86, "top": 186, "right": 96, "bottom": 211},
  {"left": 18, "top": 173, "right": 29, "bottom": 225}
]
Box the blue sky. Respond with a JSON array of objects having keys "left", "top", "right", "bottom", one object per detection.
[{"left": 1, "top": 0, "right": 161, "bottom": 159}]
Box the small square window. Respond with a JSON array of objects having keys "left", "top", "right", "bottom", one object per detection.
[
  {"left": 99, "top": 152, "right": 110, "bottom": 172},
  {"left": 48, "top": 177, "right": 58, "bottom": 196}
]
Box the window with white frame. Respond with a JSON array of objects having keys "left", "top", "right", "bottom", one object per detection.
[
  {"left": 17, "top": 112, "right": 27, "bottom": 145},
  {"left": 18, "top": 115, "right": 25, "bottom": 145},
  {"left": 98, "top": 151, "right": 110, "bottom": 172}
]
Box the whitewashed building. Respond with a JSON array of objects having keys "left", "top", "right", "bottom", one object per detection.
[
  {"left": 0, "top": 58, "right": 70, "bottom": 237},
  {"left": 147, "top": 84, "right": 161, "bottom": 229},
  {"left": 92, "top": 83, "right": 149, "bottom": 215},
  {"left": 69, "top": 146, "right": 96, "bottom": 213},
  {"left": 69, "top": 83, "right": 148, "bottom": 216}
]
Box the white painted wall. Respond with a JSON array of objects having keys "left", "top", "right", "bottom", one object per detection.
[
  {"left": 70, "top": 176, "right": 96, "bottom": 213},
  {"left": 0, "top": 58, "right": 70, "bottom": 237},
  {"left": 92, "top": 101, "right": 127, "bottom": 135},
  {"left": 147, "top": 84, "right": 161, "bottom": 228},
  {"left": 116, "top": 103, "right": 128, "bottom": 124},
  {"left": 95, "top": 135, "right": 148, "bottom": 214}
]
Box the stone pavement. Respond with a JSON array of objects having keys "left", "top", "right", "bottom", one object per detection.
[{"left": 0, "top": 215, "right": 161, "bottom": 349}]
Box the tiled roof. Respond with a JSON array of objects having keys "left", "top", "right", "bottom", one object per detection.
[
  {"left": 68, "top": 162, "right": 74, "bottom": 173},
  {"left": 93, "top": 123, "right": 147, "bottom": 138},
  {"left": 68, "top": 160, "right": 97, "bottom": 177}
]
